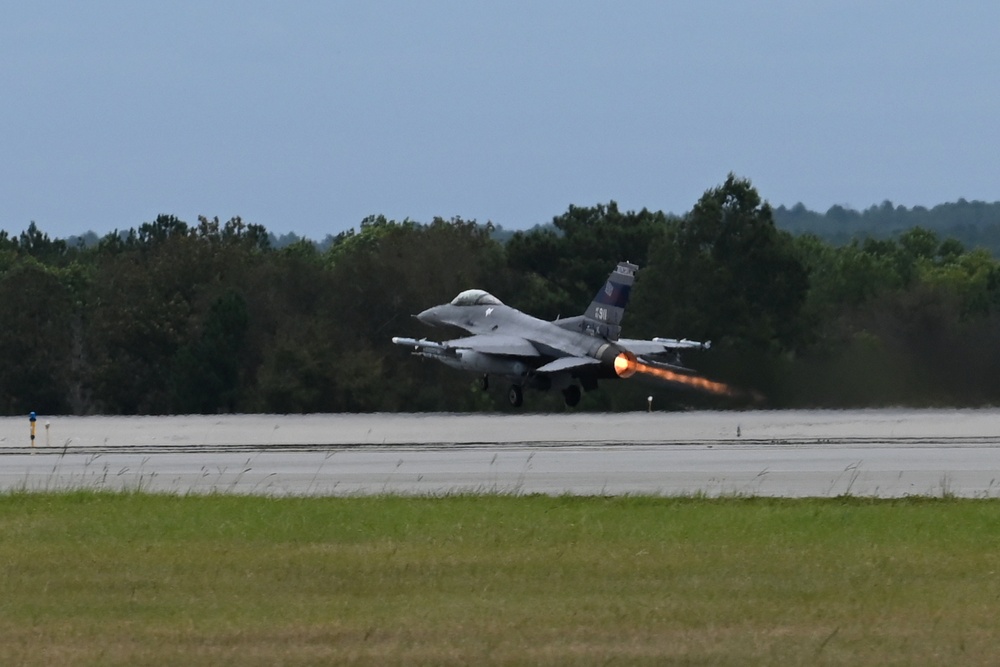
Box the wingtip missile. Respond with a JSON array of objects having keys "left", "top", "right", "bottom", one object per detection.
[{"left": 652, "top": 337, "right": 711, "bottom": 350}]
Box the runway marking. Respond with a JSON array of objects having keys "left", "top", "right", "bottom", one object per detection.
[{"left": 3, "top": 411, "right": 1000, "bottom": 497}]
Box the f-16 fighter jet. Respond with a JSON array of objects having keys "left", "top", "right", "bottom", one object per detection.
[{"left": 393, "top": 261, "right": 729, "bottom": 407}]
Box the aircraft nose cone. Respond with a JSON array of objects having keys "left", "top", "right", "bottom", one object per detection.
[{"left": 416, "top": 306, "right": 442, "bottom": 326}]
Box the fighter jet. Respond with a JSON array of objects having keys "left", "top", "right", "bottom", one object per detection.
[{"left": 392, "top": 261, "right": 722, "bottom": 407}]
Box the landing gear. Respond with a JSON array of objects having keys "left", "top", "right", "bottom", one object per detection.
[
  {"left": 479, "top": 374, "right": 489, "bottom": 391},
  {"left": 507, "top": 384, "right": 524, "bottom": 407},
  {"left": 562, "top": 384, "right": 581, "bottom": 407}
]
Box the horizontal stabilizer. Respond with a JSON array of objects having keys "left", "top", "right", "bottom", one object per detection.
[
  {"left": 636, "top": 356, "right": 697, "bottom": 375},
  {"left": 617, "top": 337, "right": 707, "bottom": 356},
  {"left": 616, "top": 338, "right": 670, "bottom": 356},
  {"left": 534, "top": 357, "right": 600, "bottom": 373}
]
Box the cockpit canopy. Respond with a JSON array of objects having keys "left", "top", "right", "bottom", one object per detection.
[{"left": 449, "top": 289, "right": 504, "bottom": 307}]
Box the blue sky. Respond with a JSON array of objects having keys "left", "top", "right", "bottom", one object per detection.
[{"left": 3, "top": 1, "right": 998, "bottom": 240}]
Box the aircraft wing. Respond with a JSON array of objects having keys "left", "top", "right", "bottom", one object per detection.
[
  {"left": 393, "top": 334, "right": 542, "bottom": 357},
  {"left": 534, "top": 357, "right": 600, "bottom": 373},
  {"left": 617, "top": 337, "right": 710, "bottom": 356},
  {"left": 443, "top": 334, "right": 543, "bottom": 356}
]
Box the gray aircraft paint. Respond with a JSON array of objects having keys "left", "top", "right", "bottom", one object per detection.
[{"left": 392, "top": 261, "right": 708, "bottom": 406}]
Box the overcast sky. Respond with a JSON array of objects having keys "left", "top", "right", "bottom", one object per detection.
[{"left": 3, "top": 1, "right": 998, "bottom": 240}]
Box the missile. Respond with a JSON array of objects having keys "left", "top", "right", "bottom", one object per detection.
[
  {"left": 652, "top": 337, "right": 711, "bottom": 350},
  {"left": 391, "top": 337, "right": 447, "bottom": 351}
]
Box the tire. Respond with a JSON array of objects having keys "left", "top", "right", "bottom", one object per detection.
[
  {"left": 508, "top": 384, "right": 524, "bottom": 407},
  {"left": 563, "top": 385, "right": 581, "bottom": 407}
]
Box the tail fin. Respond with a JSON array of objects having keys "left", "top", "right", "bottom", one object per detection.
[{"left": 582, "top": 261, "right": 638, "bottom": 340}]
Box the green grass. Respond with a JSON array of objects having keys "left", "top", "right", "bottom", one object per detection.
[{"left": 1, "top": 493, "right": 999, "bottom": 665}]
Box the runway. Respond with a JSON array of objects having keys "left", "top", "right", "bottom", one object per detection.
[{"left": 1, "top": 410, "right": 999, "bottom": 497}]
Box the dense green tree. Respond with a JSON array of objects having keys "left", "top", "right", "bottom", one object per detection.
[
  {"left": 0, "top": 261, "right": 78, "bottom": 413},
  {"left": 6, "top": 185, "right": 1000, "bottom": 414},
  {"left": 323, "top": 216, "right": 513, "bottom": 411},
  {"left": 17, "top": 222, "right": 70, "bottom": 263},
  {"left": 136, "top": 214, "right": 189, "bottom": 246},
  {"left": 633, "top": 175, "right": 809, "bottom": 354},
  {"left": 506, "top": 202, "right": 671, "bottom": 319},
  {"left": 773, "top": 198, "right": 1000, "bottom": 256},
  {"left": 169, "top": 290, "right": 249, "bottom": 413}
]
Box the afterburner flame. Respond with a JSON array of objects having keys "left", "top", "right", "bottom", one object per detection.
[
  {"left": 613, "top": 352, "right": 637, "bottom": 378},
  {"left": 613, "top": 349, "right": 734, "bottom": 396},
  {"left": 633, "top": 361, "right": 735, "bottom": 396}
]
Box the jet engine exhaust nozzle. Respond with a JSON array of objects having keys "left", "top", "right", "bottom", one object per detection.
[{"left": 613, "top": 351, "right": 637, "bottom": 378}]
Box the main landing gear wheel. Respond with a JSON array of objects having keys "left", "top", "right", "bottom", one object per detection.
[
  {"left": 562, "top": 384, "right": 581, "bottom": 407},
  {"left": 507, "top": 384, "right": 524, "bottom": 407}
]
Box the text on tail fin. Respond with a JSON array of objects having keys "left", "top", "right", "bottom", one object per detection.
[{"left": 583, "top": 261, "right": 638, "bottom": 340}]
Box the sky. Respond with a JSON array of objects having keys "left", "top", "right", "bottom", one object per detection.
[{"left": 3, "top": 1, "right": 999, "bottom": 240}]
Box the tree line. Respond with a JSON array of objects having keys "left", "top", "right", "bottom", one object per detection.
[
  {"left": 4, "top": 174, "right": 1000, "bottom": 415},
  {"left": 772, "top": 199, "right": 1000, "bottom": 255}
]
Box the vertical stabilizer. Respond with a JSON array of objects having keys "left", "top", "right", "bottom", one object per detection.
[{"left": 582, "top": 261, "right": 638, "bottom": 339}]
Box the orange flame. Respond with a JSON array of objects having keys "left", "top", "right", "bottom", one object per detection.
[
  {"left": 615, "top": 354, "right": 735, "bottom": 396},
  {"left": 613, "top": 353, "right": 637, "bottom": 378},
  {"left": 639, "top": 362, "right": 735, "bottom": 396}
]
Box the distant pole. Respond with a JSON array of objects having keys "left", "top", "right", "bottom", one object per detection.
[
  {"left": 29, "top": 412, "right": 37, "bottom": 449},
  {"left": 647, "top": 396, "right": 653, "bottom": 413},
  {"left": 45, "top": 421, "right": 51, "bottom": 447}
]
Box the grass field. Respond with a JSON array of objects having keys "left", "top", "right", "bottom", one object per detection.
[{"left": 1, "top": 493, "right": 999, "bottom": 665}]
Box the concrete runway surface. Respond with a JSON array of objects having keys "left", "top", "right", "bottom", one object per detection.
[{"left": 1, "top": 410, "right": 999, "bottom": 497}]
